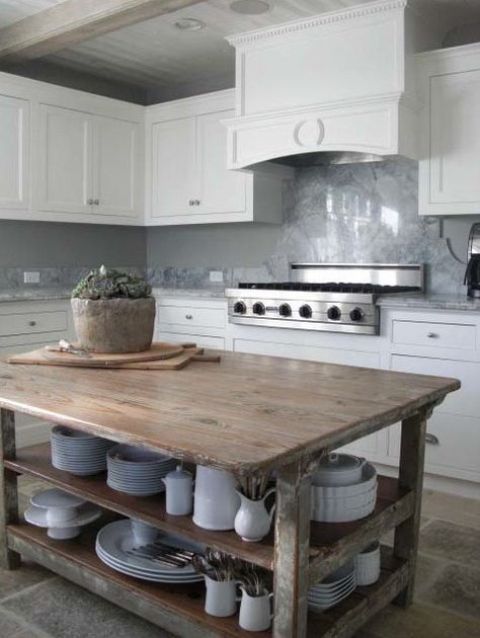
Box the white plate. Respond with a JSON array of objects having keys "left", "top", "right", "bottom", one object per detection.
[
  {"left": 31, "top": 489, "right": 86, "bottom": 509},
  {"left": 308, "top": 581, "right": 356, "bottom": 611},
  {"left": 96, "top": 551, "right": 203, "bottom": 583},
  {"left": 96, "top": 520, "right": 203, "bottom": 574}
]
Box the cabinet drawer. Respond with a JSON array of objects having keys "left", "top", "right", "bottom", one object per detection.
[
  {"left": 392, "top": 320, "right": 475, "bottom": 350},
  {"left": 157, "top": 305, "right": 225, "bottom": 330},
  {"left": 0, "top": 310, "right": 68, "bottom": 337},
  {"left": 156, "top": 331, "right": 224, "bottom": 350}
]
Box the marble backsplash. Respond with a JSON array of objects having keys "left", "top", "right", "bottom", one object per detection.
[
  {"left": 147, "top": 158, "right": 469, "bottom": 295},
  {"left": 0, "top": 158, "right": 470, "bottom": 296}
]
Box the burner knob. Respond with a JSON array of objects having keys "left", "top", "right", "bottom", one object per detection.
[
  {"left": 349, "top": 307, "right": 365, "bottom": 322},
  {"left": 252, "top": 302, "right": 266, "bottom": 316},
  {"left": 327, "top": 305, "right": 341, "bottom": 321},
  {"left": 233, "top": 301, "right": 247, "bottom": 315},
  {"left": 299, "top": 304, "right": 312, "bottom": 319},
  {"left": 279, "top": 303, "right": 292, "bottom": 317}
]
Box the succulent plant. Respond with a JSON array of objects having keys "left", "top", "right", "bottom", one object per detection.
[{"left": 71, "top": 265, "right": 152, "bottom": 300}]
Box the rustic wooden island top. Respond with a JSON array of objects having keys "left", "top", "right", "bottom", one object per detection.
[{"left": 0, "top": 351, "right": 459, "bottom": 473}]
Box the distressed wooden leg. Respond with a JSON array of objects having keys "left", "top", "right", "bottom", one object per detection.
[
  {"left": 393, "top": 409, "right": 427, "bottom": 607},
  {"left": 273, "top": 461, "right": 311, "bottom": 638},
  {"left": 0, "top": 409, "right": 20, "bottom": 570}
]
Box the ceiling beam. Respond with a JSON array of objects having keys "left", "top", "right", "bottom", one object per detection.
[{"left": 0, "top": 0, "right": 204, "bottom": 63}]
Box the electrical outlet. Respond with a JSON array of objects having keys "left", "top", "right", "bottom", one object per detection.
[
  {"left": 209, "top": 270, "right": 224, "bottom": 283},
  {"left": 23, "top": 271, "right": 40, "bottom": 284}
]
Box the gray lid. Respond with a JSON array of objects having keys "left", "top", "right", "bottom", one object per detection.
[{"left": 316, "top": 453, "right": 363, "bottom": 474}]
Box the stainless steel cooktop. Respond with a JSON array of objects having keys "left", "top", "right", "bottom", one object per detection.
[{"left": 225, "top": 264, "right": 424, "bottom": 335}]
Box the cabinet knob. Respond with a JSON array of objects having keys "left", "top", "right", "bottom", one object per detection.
[
  {"left": 93, "top": 199, "right": 100, "bottom": 206},
  {"left": 189, "top": 200, "right": 195, "bottom": 206},
  {"left": 425, "top": 432, "right": 439, "bottom": 445},
  {"left": 28, "top": 320, "right": 37, "bottom": 327},
  {"left": 427, "top": 332, "right": 438, "bottom": 339},
  {"left": 87, "top": 198, "right": 94, "bottom": 205},
  {"left": 195, "top": 199, "right": 201, "bottom": 206},
  {"left": 185, "top": 314, "right": 193, "bottom": 320}
]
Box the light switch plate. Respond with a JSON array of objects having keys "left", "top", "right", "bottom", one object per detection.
[
  {"left": 209, "top": 270, "right": 224, "bottom": 283},
  {"left": 23, "top": 271, "right": 40, "bottom": 284}
]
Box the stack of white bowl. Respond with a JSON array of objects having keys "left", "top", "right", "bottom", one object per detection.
[
  {"left": 308, "top": 562, "right": 356, "bottom": 611},
  {"left": 107, "top": 444, "right": 176, "bottom": 496},
  {"left": 311, "top": 453, "right": 377, "bottom": 523},
  {"left": 51, "top": 426, "right": 114, "bottom": 476}
]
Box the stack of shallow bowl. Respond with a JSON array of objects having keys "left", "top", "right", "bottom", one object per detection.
[
  {"left": 311, "top": 453, "right": 377, "bottom": 523},
  {"left": 51, "top": 426, "right": 113, "bottom": 476},
  {"left": 107, "top": 444, "right": 176, "bottom": 496},
  {"left": 308, "top": 562, "right": 356, "bottom": 611}
]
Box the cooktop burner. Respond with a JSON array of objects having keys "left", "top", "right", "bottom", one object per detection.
[{"left": 238, "top": 282, "right": 422, "bottom": 294}]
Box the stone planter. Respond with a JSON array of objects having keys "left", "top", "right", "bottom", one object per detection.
[{"left": 71, "top": 297, "right": 156, "bottom": 353}]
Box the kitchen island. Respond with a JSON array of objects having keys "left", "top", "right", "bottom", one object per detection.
[{"left": 0, "top": 352, "right": 459, "bottom": 638}]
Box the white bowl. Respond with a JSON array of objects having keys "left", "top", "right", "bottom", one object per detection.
[
  {"left": 355, "top": 542, "right": 381, "bottom": 586},
  {"left": 311, "top": 462, "right": 377, "bottom": 498},
  {"left": 311, "top": 453, "right": 365, "bottom": 487}
]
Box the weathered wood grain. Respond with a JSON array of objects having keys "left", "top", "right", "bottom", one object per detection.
[
  {"left": 273, "top": 461, "right": 311, "bottom": 638},
  {"left": 0, "top": 409, "right": 20, "bottom": 569},
  {"left": 393, "top": 410, "right": 427, "bottom": 607},
  {"left": 0, "top": 353, "right": 460, "bottom": 473},
  {"left": 0, "top": 0, "right": 203, "bottom": 63}
]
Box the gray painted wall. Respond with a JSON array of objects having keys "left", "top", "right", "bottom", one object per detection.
[{"left": 0, "top": 220, "right": 146, "bottom": 268}]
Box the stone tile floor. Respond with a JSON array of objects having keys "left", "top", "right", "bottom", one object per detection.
[{"left": 0, "top": 477, "right": 479, "bottom": 638}]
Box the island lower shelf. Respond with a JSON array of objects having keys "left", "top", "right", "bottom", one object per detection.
[
  {"left": 7, "top": 523, "right": 410, "bottom": 638},
  {"left": 6, "top": 443, "right": 414, "bottom": 577}
]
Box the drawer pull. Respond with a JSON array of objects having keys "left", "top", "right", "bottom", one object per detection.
[
  {"left": 93, "top": 199, "right": 100, "bottom": 206},
  {"left": 28, "top": 320, "right": 37, "bottom": 327},
  {"left": 185, "top": 314, "right": 193, "bottom": 320},
  {"left": 188, "top": 200, "right": 195, "bottom": 206},
  {"left": 425, "top": 433, "right": 440, "bottom": 445},
  {"left": 427, "top": 332, "right": 439, "bottom": 339}
]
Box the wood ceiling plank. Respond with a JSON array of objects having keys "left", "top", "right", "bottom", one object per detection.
[{"left": 0, "top": 0, "right": 204, "bottom": 62}]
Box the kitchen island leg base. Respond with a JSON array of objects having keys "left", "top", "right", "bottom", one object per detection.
[{"left": 0, "top": 409, "right": 20, "bottom": 570}]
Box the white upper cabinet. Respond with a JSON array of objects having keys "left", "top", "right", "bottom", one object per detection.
[
  {"left": 38, "top": 105, "right": 93, "bottom": 215},
  {"left": 0, "top": 94, "right": 29, "bottom": 210},
  {"left": 93, "top": 115, "right": 139, "bottom": 217},
  {"left": 418, "top": 43, "right": 480, "bottom": 215},
  {"left": 146, "top": 90, "right": 290, "bottom": 226},
  {"left": 152, "top": 116, "right": 196, "bottom": 217}
]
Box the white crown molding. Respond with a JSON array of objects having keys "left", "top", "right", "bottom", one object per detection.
[{"left": 226, "top": 0, "right": 407, "bottom": 48}]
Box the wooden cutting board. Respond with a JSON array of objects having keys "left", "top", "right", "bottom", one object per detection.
[{"left": 8, "top": 342, "right": 185, "bottom": 368}]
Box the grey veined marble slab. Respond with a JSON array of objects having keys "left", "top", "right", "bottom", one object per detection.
[
  {"left": 152, "top": 287, "right": 226, "bottom": 299},
  {"left": 0, "top": 288, "right": 71, "bottom": 303},
  {"left": 377, "top": 294, "right": 480, "bottom": 312}
]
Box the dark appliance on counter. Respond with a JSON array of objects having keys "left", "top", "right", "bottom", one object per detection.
[
  {"left": 226, "top": 263, "right": 424, "bottom": 336},
  {"left": 465, "top": 223, "right": 480, "bottom": 299}
]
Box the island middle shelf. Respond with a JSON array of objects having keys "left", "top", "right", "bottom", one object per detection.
[{"left": 6, "top": 443, "right": 414, "bottom": 575}]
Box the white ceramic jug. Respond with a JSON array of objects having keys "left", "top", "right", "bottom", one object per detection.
[
  {"left": 193, "top": 466, "right": 240, "bottom": 531},
  {"left": 162, "top": 466, "right": 193, "bottom": 516},
  {"left": 239, "top": 590, "right": 274, "bottom": 632},
  {"left": 234, "top": 488, "right": 276, "bottom": 542},
  {"left": 204, "top": 576, "right": 240, "bottom": 617}
]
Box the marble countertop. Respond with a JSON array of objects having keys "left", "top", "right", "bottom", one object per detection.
[
  {"left": 152, "top": 287, "right": 226, "bottom": 299},
  {"left": 377, "top": 294, "right": 480, "bottom": 312},
  {"left": 0, "top": 288, "right": 71, "bottom": 303}
]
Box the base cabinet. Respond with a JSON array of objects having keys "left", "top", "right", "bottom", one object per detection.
[{"left": 0, "top": 300, "right": 74, "bottom": 448}]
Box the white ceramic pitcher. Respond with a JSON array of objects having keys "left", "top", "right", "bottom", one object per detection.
[
  {"left": 239, "top": 590, "right": 274, "bottom": 632},
  {"left": 204, "top": 575, "right": 240, "bottom": 617},
  {"left": 193, "top": 466, "right": 240, "bottom": 531},
  {"left": 234, "top": 488, "right": 276, "bottom": 542}
]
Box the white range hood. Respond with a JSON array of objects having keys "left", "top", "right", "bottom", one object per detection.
[{"left": 223, "top": 0, "right": 438, "bottom": 169}]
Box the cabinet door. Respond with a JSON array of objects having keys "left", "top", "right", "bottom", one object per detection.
[
  {"left": 38, "top": 104, "right": 93, "bottom": 214},
  {"left": 420, "top": 67, "right": 480, "bottom": 215},
  {"left": 93, "top": 116, "right": 138, "bottom": 217},
  {"left": 196, "top": 109, "right": 247, "bottom": 215},
  {"left": 0, "top": 94, "right": 29, "bottom": 210},
  {"left": 388, "top": 354, "right": 480, "bottom": 482},
  {"left": 151, "top": 117, "right": 195, "bottom": 218}
]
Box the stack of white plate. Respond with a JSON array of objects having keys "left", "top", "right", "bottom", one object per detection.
[
  {"left": 96, "top": 519, "right": 204, "bottom": 583},
  {"left": 51, "top": 426, "right": 113, "bottom": 476},
  {"left": 311, "top": 454, "right": 377, "bottom": 523},
  {"left": 308, "top": 562, "right": 356, "bottom": 612},
  {"left": 107, "top": 444, "right": 176, "bottom": 496}
]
